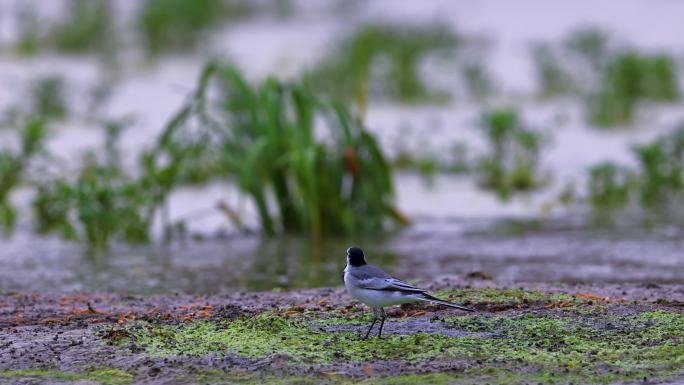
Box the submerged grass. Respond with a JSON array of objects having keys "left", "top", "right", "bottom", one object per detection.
[
  {"left": 0, "top": 116, "right": 47, "bottom": 234},
  {"left": 532, "top": 27, "right": 611, "bottom": 99},
  {"left": 32, "top": 118, "right": 153, "bottom": 247},
  {"left": 111, "top": 307, "right": 684, "bottom": 384},
  {"left": 392, "top": 141, "right": 470, "bottom": 183},
  {"left": 477, "top": 108, "right": 546, "bottom": 199},
  {"left": 532, "top": 27, "right": 680, "bottom": 126},
  {"left": 13, "top": 0, "right": 117, "bottom": 61},
  {"left": 30, "top": 76, "right": 69, "bottom": 120},
  {"left": 15, "top": 4, "right": 41, "bottom": 56},
  {"left": 138, "top": 0, "right": 253, "bottom": 57},
  {"left": 587, "top": 124, "right": 684, "bottom": 211},
  {"left": 50, "top": 0, "right": 115, "bottom": 55},
  {"left": 633, "top": 128, "right": 684, "bottom": 206},
  {"left": 588, "top": 162, "right": 634, "bottom": 209},
  {"left": 16, "top": 0, "right": 252, "bottom": 59},
  {"left": 589, "top": 52, "right": 680, "bottom": 126},
  {"left": 304, "top": 23, "right": 460, "bottom": 107},
  {"left": 33, "top": 164, "right": 153, "bottom": 247}
]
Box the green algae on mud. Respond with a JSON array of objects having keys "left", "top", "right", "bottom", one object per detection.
[
  {"left": 0, "top": 367, "right": 133, "bottom": 385},
  {"left": 106, "top": 306, "right": 684, "bottom": 385},
  {"left": 183, "top": 370, "right": 461, "bottom": 385},
  {"left": 446, "top": 310, "right": 684, "bottom": 381},
  {"left": 118, "top": 313, "right": 461, "bottom": 363},
  {"left": 436, "top": 287, "right": 586, "bottom": 308}
]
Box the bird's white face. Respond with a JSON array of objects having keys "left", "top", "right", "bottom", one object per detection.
[{"left": 345, "top": 248, "right": 352, "bottom": 265}]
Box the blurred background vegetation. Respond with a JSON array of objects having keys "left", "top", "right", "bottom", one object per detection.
[{"left": 1, "top": 0, "right": 683, "bottom": 292}]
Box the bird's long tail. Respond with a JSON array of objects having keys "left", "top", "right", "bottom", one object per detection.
[{"left": 418, "top": 293, "right": 475, "bottom": 312}]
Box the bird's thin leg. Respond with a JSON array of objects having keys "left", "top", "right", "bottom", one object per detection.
[
  {"left": 377, "top": 308, "right": 386, "bottom": 338},
  {"left": 363, "top": 308, "right": 378, "bottom": 340}
]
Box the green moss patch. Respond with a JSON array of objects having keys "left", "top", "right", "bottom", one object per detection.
[
  {"left": 436, "top": 287, "right": 610, "bottom": 310},
  {"left": 192, "top": 371, "right": 459, "bottom": 385},
  {"left": 0, "top": 367, "right": 132, "bottom": 385},
  {"left": 110, "top": 309, "right": 684, "bottom": 384},
  {"left": 445, "top": 310, "right": 684, "bottom": 383},
  {"left": 121, "top": 313, "right": 455, "bottom": 363}
]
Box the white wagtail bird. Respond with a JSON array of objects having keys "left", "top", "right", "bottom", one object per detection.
[{"left": 343, "top": 246, "right": 475, "bottom": 339}]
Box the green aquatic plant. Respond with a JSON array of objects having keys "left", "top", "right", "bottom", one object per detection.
[
  {"left": 31, "top": 76, "right": 68, "bottom": 120},
  {"left": 50, "top": 0, "right": 115, "bottom": 55},
  {"left": 589, "top": 52, "right": 680, "bottom": 126},
  {"left": 33, "top": 164, "right": 153, "bottom": 248},
  {"left": 460, "top": 61, "right": 493, "bottom": 100},
  {"left": 633, "top": 129, "right": 684, "bottom": 206},
  {"left": 0, "top": 117, "right": 48, "bottom": 234},
  {"left": 28, "top": 62, "right": 402, "bottom": 246},
  {"left": 563, "top": 27, "right": 612, "bottom": 75},
  {"left": 392, "top": 142, "right": 470, "bottom": 186},
  {"left": 138, "top": 0, "right": 253, "bottom": 57},
  {"left": 587, "top": 162, "right": 634, "bottom": 209},
  {"left": 33, "top": 179, "right": 77, "bottom": 239},
  {"left": 531, "top": 27, "right": 680, "bottom": 126},
  {"left": 74, "top": 165, "right": 152, "bottom": 246},
  {"left": 585, "top": 125, "right": 684, "bottom": 211},
  {"left": 15, "top": 4, "right": 41, "bottom": 56},
  {"left": 153, "top": 62, "right": 404, "bottom": 238},
  {"left": 530, "top": 43, "right": 574, "bottom": 98},
  {"left": 531, "top": 27, "right": 612, "bottom": 98},
  {"left": 477, "top": 108, "right": 545, "bottom": 200},
  {"left": 305, "top": 23, "right": 459, "bottom": 107},
  {"left": 33, "top": 118, "right": 161, "bottom": 248}
]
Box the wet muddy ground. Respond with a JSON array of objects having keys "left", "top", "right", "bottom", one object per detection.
[{"left": 1, "top": 277, "right": 683, "bottom": 385}]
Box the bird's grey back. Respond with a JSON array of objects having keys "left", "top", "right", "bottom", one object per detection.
[{"left": 349, "top": 264, "right": 392, "bottom": 280}]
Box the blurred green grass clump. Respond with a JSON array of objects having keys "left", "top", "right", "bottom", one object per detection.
[
  {"left": 15, "top": 0, "right": 257, "bottom": 59},
  {"left": 532, "top": 27, "right": 680, "bottom": 127},
  {"left": 0, "top": 117, "right": 47, "bottom": 234},
  {"left": 51, "top": 0, "right": 115, "bottom": 54},
  {"left": 138, "top": 0, "right": 253, "bottom": 57},
  {"left": 31, "top": 77, "right": 69, "bottom": 121},
  {"left": 24, "top": 62, "right": 404, "bottom": 247},
  {"left": 152, "top": 62, "right": 405, "bottom": 238},
  {"left": 588, "top": 125, "right": 684, "bottom": 211},
  {"left": 477, "top": 108, "right": 545, "bottom": 200},
  {"left": 16, "top": 0, "right": 116, "bottom": 57},
  {"left": 304, "top": 23, "right": 462, "bottom": 108},
  {"left": 589, "top": 52, "right": 679, "bottom": 126},
  {"left": 34, "top": 165, "right": 152, "bottom": 247},
  {"left": 587, "top": 162, "right": 633, "bottom": 209}
]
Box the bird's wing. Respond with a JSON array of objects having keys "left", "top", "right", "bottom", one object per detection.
[{"left": 356, "top": 277, "right": 428, "bottom": 293}]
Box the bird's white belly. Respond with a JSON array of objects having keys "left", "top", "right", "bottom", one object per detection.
[{"left": 345, "top": 278, "right": 418, "bottom": 308}]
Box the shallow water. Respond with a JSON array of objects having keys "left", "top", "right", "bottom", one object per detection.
[
  {"left": 1, "top": 1, "right": 684, "bottom": 293},
  {"left": 2, "top": 214, "right": 683, "bottom": 294}
]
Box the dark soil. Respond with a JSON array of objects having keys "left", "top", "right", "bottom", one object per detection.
[{"left": 1, "top": 278, "right": 683, "bottom": 385}]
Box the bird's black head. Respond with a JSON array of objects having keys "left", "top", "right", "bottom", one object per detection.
[{"left": 346, "top": 247, "right": 367, "bottom": 267}]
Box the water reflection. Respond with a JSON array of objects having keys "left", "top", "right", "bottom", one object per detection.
[
  {"left": 1, "top": 216, "right": 683, "bottom": 294},
  {"left": 0, "top": 234, "right": 397, "bottom": 293},
  {"left": 242, "top": 237, "right": 396, "bottom": 291}
]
